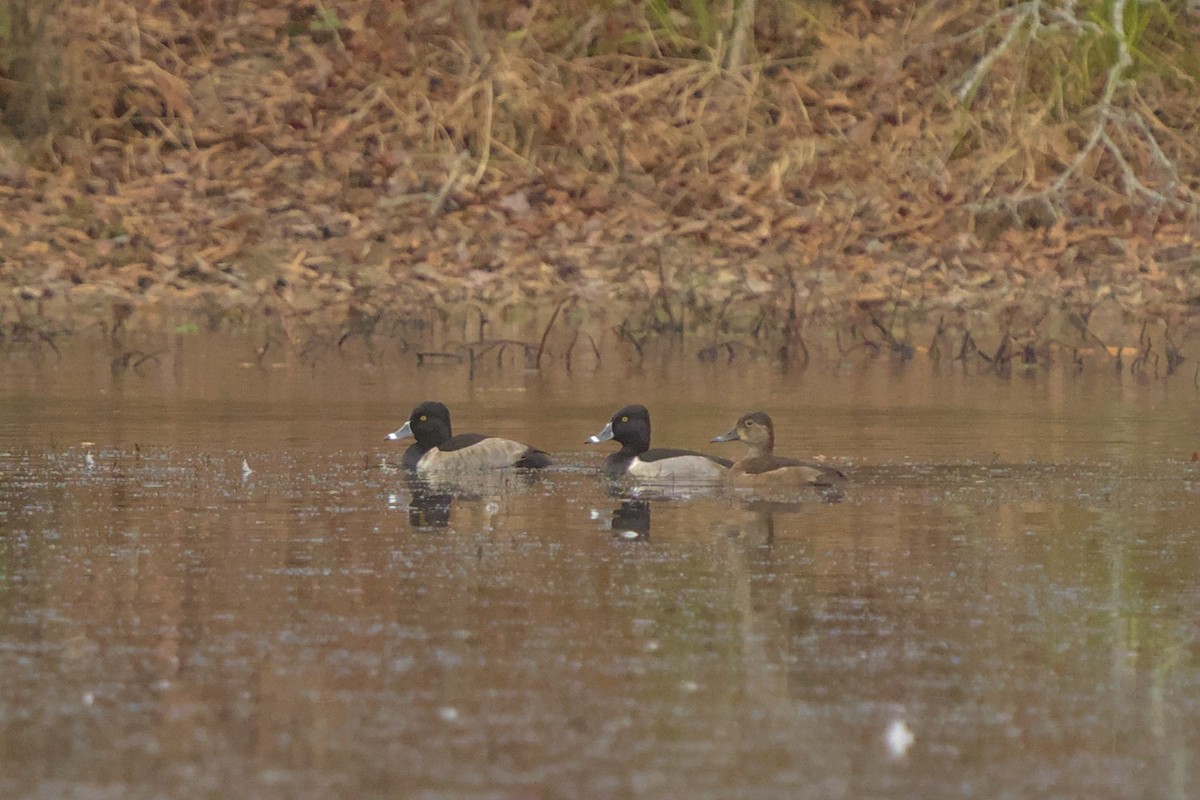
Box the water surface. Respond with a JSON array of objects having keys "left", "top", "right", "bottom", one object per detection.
[{"left": 1, "top": 337, "right": 1198, "bottom": 799}]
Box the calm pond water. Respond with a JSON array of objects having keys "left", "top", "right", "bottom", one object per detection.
[{"left": 1, "top": 336, "right": 1198, "bottom": 799}]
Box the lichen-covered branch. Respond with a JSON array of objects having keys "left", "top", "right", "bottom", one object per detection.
[{"left": 958, "top": 0, "right": 1199, "bottom": 213}]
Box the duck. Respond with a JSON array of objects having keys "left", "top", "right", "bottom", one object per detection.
[
  {"left": 385, "top": 401, "right": 552, "bottom": 474},
  {"left": 587, "top": 404, "right": 731, "bottom": 480},
  {"left": 712, "top": 411, "right": 845, "bottom": 487}
]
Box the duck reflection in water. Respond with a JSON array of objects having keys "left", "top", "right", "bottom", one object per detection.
[
  {"left": 716, "top": 499, "right": 816, "bottom": 546},
  {"left": 595, "top": 492, "right": 838, "bottom": 545},
  {"left": 593, "top": 465, "right": 731, "bottom": 541},
  {"left": 395, "top": 469, "right": 540, "bottom": 532},
  {"left": 604, "top": 497, "right": 652, "bottom": 541},
  {"left": 403, "top": 474, "right": 454, "bottom": 530}
]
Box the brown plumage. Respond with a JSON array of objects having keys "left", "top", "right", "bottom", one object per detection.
[{"left": 712, "top": 411, "right": 846, "bottom": 488}]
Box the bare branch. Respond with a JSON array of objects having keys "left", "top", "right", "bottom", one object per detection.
[
  {"left": 727, "top": 0, "right": 757, "bottom": 72},
  {"left": 955, "top": 0, "right": 1037, "bottom": 106}
]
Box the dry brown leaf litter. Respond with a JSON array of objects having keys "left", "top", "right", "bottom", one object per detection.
[{"left": 0, "top": 0, "right": 1197, "bottom": 369}]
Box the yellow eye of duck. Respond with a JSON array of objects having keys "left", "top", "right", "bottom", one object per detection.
[{"left": 419, "top": 415, "right": 427, "bottom": 421}]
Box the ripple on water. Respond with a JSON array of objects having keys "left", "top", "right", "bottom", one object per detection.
[{"left": 2, "top": 349, "right": 1199, "bottom": 799}]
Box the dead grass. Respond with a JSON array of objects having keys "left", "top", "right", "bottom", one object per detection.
[{"left": 0, "top": 0, "right": 1198, "bottom": 368}]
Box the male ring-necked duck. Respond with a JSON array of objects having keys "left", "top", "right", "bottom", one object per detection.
[
  {"left": 712, "top": 411, "right": 845, "bottom": 487},
  {"left": 385, "top": 401, "right": 552, "bottom": 473},
  {"left": 587, "top": 404, "right": 732, "bottom": 480}
]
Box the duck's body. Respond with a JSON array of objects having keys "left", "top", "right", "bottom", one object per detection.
[
  {"left": 713, "top": 411, "right": 845, "bottom": 488},
  {"left": 725, "top": 454, "right": 844, "bottom": 487},
  {"left": 386, "top": 401, "right": 552, "bottom": 474},
  {"left": 589, "top": 405, "right": 731, "bottom": 481}
]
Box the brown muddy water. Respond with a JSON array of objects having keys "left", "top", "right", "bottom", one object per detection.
[{"left": 1, "top": 336, "right": 1199, "bottom": 800}]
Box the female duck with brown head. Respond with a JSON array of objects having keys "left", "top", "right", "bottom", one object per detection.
[
  {"left": 712, "top": 411, "right": 845, "bottom": 487},
  {"left": 386, "top": 401, "right": 552, "bottom": 474}
]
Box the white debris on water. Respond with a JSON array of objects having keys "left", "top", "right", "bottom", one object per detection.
[{"left": 885, "top": 719, "right": 915, "bottom": 759}]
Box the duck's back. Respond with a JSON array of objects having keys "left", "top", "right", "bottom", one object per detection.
[
  {"left": 418, "top": 434, "right": 551, "bottom": 473},
  {"left": 729, "top": 455, "right": 845, "bottom": 487}
]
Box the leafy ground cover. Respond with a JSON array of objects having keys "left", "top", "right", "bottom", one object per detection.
[{"left": 1, "top": 0, "right": 1197, "bottom": 371}]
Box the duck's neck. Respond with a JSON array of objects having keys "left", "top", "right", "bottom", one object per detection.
[
  {"left": 743, "top": 436, "right": 772, "bottom": 460},
  {"left": 619, "top": 432, "right": 650, "bottom": 457},
  {"left": 402, "top": 442, "right": 431, "bottom": 469},
  {"left": 605, "top": 451, "right": 634, "bottom": 475},
  {"left": 416, "top": 421, "right": 452, "bottom": 449}
]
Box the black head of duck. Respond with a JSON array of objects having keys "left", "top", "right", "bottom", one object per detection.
[
  {"left": 589, "top": 404, "right": 730, "bottom": 480},
  {"left": 386, "top": 401, "right": 551, "bottom": 473}
]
